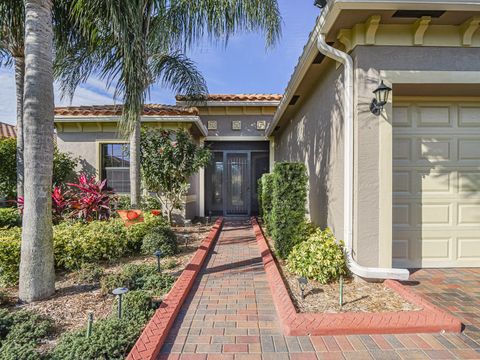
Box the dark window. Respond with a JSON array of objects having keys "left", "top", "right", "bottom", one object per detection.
[{"left": 101, "top": 143, "right": 130, "bottom": 193}]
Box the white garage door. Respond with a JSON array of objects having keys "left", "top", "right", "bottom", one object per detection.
[{"left": 393, "top": 99, "right": 480, "bottom": 268}]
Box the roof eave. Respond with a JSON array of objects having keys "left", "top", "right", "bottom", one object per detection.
[{"left": 267, "top": 0, "right": 480, "bottom": 136}]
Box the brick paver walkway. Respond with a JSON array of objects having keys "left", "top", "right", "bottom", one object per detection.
[{"left": 159, "top": 221, "right": 480, "bottom": 360}]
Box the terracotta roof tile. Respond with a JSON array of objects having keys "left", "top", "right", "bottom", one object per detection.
[
  {"left": 0, "top": 122, "right": 16, "bottom": 138},
  {"left": 176, "top": 94, "right": 282, "bottom": 102},
  {"left": 54, "top": 104, "right": 199, "bottom": 117}
]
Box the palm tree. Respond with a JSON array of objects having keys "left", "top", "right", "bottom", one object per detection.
[
  {"left": 18, "top": 0, "right": 56, "bottom": 302},
  {"left": 57, "top": 0, "right": 282, "bottom": 208},
  {"left": 0, "top": 1, "right": 25, "bottom": 199}
]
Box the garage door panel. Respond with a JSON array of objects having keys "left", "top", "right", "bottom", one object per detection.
[
  {"left": 393, "top": 100, "right": 480, "bottom": 268},
  {"left": 418, "top": 106, "right": 452, "bottom": 127}
]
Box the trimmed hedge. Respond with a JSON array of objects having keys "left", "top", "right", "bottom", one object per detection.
[
  {"left": 260, "top": 173, "right": 274, "bottom": 233},
  {"left": 0, "top": 208, "right": 21, "bottom": 229},
  {"left": 141, "top": 226, "right": 178, "bottom": 256},
  {"left": 0, "top": 215, "right": 169, "bottom": 286},
  {"left": 270, "top": 162, "right": 308, "bottom": 259}
]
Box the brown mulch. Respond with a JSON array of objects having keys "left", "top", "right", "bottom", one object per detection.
[
  {"left": 265, "top": 236, "right": 422, "bottom": 314},
  {"left": 0, "top": 222, "right": 212, "bottom": 343}
]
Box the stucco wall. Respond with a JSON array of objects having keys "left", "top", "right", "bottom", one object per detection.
[
  {"left": 274, "top": 59, "right": 345, "bottom": 240},
  {"left": 352, "top": 45, "right": 480, "bottom": 267},
  {"left": 201, "top": 114, "right": 273, "bottom": 137}
]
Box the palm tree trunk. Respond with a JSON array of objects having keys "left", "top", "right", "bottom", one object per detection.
[
  {"left": 129, "top": 118, "right": 141, "bottom": 208},
  {"left": 19, "top": 0, "right": 55, "bottom": 302},
  {"left": 14, "top": 56, "right": 25, "bottom": 200}
]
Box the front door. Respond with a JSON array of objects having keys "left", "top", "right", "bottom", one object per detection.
[{"left": 225, "top": 152, "right": 250, "bottom": 216}]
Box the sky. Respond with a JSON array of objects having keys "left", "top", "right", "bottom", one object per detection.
[{"left": 0, "top": 1, "right": 319, "bottom": 124}]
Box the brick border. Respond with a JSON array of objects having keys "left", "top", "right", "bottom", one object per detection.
[
  {"left": 252, "top": 218, "right": 463, "bottom": 336},
  {"left": 128, "top": 218, "right": 224, "bottom": 360}
]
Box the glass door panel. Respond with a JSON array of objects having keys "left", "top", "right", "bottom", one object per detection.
[
  {"left": 226, "top": 153, "right": 249, "bottom": 215},
  {"left": 205, "top": 152, "right": 224, "bottom": 215}
]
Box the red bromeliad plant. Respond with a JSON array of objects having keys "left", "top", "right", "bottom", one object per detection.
[{"left": 67, "top": 174, "right": 116, "bottom": 222}]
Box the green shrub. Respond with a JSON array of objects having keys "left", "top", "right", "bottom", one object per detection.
[
  {"left": 0, "top": 209, "right": 21, "bottom": 229},
  {"left": 54, "top": 220, "right": 128, "bottom": 270},
  {"left": 141, "top": 227, "right": 178, "bottom": 256},
  {"left": 115, "top": 195, "right": 131, "bottom": 210},
  {"left": 50, "top": 317, "right": 143, "bottom": 360},
  {"left": 76, "top": 263, "right": 104, "bottom": 285},
  {"left": 100, "top": 264, "right": 175, "bottom": 296},
  {"left": 260, "top": 173, "right": 274, "bottom": 233},
  {"left": 270, "top": 163, "right": 308, "bottom": 259},
  {"left": 163, "top": 258, "right": 178, "bottom": 270},
  {"left": 287, "top": 228, "right": 348, "bottom": 284},
  {"left": 0, "top": 227, "right": 21, "bottom": 286},
  {"left": 0, "top": 340, "right": 41, "bottom": 360},
  {"left": 114, "top": 290, "right": 154, "bottom": 322},
  {"left": 140, "top": 196, "right": 162, "bottom": 211}
]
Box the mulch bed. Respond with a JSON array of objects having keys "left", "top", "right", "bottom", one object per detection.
[
  {"left": 0, "top": 222, "right": 212, "bottom": 345},
  {"left": 265, "top": 236, "right": 422, "bottom": 314}
]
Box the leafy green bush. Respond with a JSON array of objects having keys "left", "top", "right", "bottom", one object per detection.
[
  {"left": 0, "top": 340, "right": 41, "bottom": 360},
  {"left": 54, "top": 220, "right": 128, "bottom": 270},
  {"left": 0, "top": 209, "right": 21, "bottom": 229},
  {"left": 50, "top": 317, "right": 143, "bottom": 360},
  {"left": 287, "top": 228, "right": 348, "bottom": 284},
  {"left": 76, "top": 263, "right": 104, "bottom": 285},
  {"left": 0, "top": 227, "right": 21, "bottom": 286},
  {"left": 141, "top": 227, "right": 178, "bottom": 256},
  {"left": 270, "top": 163, "right": 308, "bottom": 259},
  {"left": 100, "top": 264, "right": 174, "bottom": 296},
  {"left": 115, "top": 195, "right": 131, "bottom": 210},
  {"left": 260, "top": 173, "right": 274, "bottom": 233},
  {"left": 140, "top": 196, "right": 162, "bottom": 211},
  {"left": 114, "top": 290, "right": 154, "bottom": 322}
]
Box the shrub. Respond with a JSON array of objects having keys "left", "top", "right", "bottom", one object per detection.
[
  {"left": 100, "top": 273, "right": 124, "bottom": 295},
  {"left": 287, "top": 228, "right": 348, "bottom": 284},
  {"left": 0, "top": 341, "right": 41, "bottom": 360},
  {"left": 114, "top": 290, "right": 154, "bottom": 322},
  {"left": 163, "top": 258, "right": 178, "bottom": 270},
  {"left": 260, "top": 173, "right": 274, "bottom": 233},
  {"left": 115, "top": 195, "right": 131, "bottom": 210},
  {"left": 54, "top": 220, "right": 128, "bottom": 270},
  {"left": 76, "top": 263, "right": 104, "bottom": 284},
  {"left": 270, "top": 163, "right": 308, "bottom": 259},
  {"left": 0, "top": 227, "right": 21, "bottom": 286},
  {"left": 50, "top": 317, "right": 143, "bottom": 360},
  {"left": 125, "top": 214, "right": 169, "bottom": 253},
  {"left": 0, "top": 209, "right": 21, "bottom": 229},
  {"left": 141, "top": 227, "right": 178, "bottom": 256},
  {"left": 52, "top": 147, "right": 79, "bottom": 185},
  {"left": 140, "top": 195, "right": 162, "bottom": 211}
]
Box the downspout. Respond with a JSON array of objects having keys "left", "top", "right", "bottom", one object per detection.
[{"left": 316, "top": 34, "right": 409, "bottom": 281}]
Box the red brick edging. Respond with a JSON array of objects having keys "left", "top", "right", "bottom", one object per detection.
[
  {"left": 128, "top": 218, "right": 224, "bottom": 360},
  {"left": 252, "top": 217, "right": 463, "bottom": 336}
]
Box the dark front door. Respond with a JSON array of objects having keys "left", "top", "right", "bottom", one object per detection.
[
  {"left": 225, "top": 152, "right": 250, "bottom": 216},
  {"left": 205, "top": 142, "right": 269, "bottom": 217}
]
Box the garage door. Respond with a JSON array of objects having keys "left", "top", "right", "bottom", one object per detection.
[{"left": 393, "top": 99, "right": 480, "bottom": 268}]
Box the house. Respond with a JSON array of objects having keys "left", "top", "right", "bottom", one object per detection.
[
  {"left": 54, "top": 0, "right": 480, "bottom": 275},
  {"left": 54, "top": 95, "right": 279, "bottom": 220},
  {"left": 0, "top": 122, "right": 16, "bottom": 138}
]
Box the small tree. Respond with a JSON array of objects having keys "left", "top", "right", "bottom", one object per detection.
[{"left": 140, "top": 129, "right": 211, "bottom": 225}]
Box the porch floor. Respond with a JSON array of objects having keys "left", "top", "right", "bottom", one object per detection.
[{"left": 159, "top": 221, "right": 480, "bottom": 360}]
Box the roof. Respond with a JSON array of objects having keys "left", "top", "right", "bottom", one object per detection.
[
  {"left": 175, "top": 94, "right": 282, "bottom": 102},
  {"left": 54, "top": 104, "right": 199, "bottom": 117},
  {"left": 0, "top": 122, "right": 16, "bottom": 138}
]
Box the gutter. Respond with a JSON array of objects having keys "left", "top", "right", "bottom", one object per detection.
[{"left": 316, "top": 32, "right": 409, "bottom": 281}]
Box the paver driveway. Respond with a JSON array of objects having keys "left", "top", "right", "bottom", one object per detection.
[{"left": 159, "top": 221, "right": 480, "bottom": 360}]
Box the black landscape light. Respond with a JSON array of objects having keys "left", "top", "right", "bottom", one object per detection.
[
  {"left": 154, "top": 250, "right": 163, "bottom": 272},
  {"left": 298, "top": 277, "right": 308, "bottom": 300},
  {"left": 113, "top": 287, "right": 129, "bottom": 319},
  {"left": 370, "top": 80, "right": 392, "bottom": 115}
]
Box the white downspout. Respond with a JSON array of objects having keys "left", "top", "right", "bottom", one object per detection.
[{"left": 316, "top": 34, "right": 409, "bottom": 281}]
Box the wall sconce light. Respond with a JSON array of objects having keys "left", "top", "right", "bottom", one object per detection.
[
  {"left": 370, "top": 80, "right": 392, "bottom": 116},
  {"left": 314, "top": 0, "right": 327, "bottom": 9}
]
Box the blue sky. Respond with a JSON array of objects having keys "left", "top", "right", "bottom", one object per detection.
[{"left": 0, "top": 1, "right": 319, "bottom": 124}]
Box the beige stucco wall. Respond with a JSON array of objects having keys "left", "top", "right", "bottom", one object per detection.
[
  {"left": 274, "top": 59, "right": 345, "bottom": 240},
  {"left": 352, "top": 45, "right": 480, "bottom": 267},
  {"left": 200, "top": 114, "right": 273, "bottom": 138}
]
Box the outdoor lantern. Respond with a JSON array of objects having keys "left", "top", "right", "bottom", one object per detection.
[
  {"left": 370, "top": 80, "right": 392, "bottom": 115},
  {"left": 298, "top": 277, "right": 308, "bottom": 300},
  {"left": 314, "top": 0, "right": 327, "bottom": 9},
  {"left": 183, "top": 234, "right": 191, "bottom": 249},
  {"left": 154, "top": 250, "right": 163, "bottom": 272},
  {"left": 113, "top": 287, "right": 129, "bottom": 319}
]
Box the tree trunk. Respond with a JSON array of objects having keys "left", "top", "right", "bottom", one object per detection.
[
  {"left": 129, "top": 119, "right": 141, "bottom": 208},
  {"left": 14, "top": 56, "right": 25, "bottom": 200},
  {"left": 19, "top": 0, "right": 55, "bottom": 302}
]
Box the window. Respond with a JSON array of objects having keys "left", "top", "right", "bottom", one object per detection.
[{"left": 101, "top": 143, "right": 130, "bottom": 193}]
